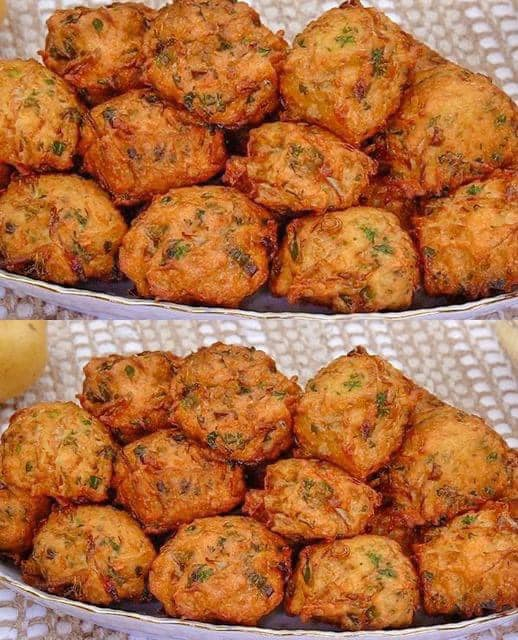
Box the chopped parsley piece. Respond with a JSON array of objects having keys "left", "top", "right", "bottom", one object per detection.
[
  {"left": 303, "top": 562, "right": 312, "bottom": 583},
  {"left": 88, "top": 475, "right": 102, "bottom": 490},
  {"left": 51, "top": 141, "right": 66, "bottom": 156},
  {"left": 375, "top": 391, "right": 389, "bottom": 417},
  {"left": 125, "top": 365, "right": 135, "bottom": 379},
  {"left": 289, "top": 236, "right": 300, "bottom": 261},
  {"left": 92, "top": 18, "right": 104, "bottom": 33},
  {"left": 461, "top": 514, "right": 477, "bottom": 525},
  {"left": 336, "top": 25, "right": 356, "bottom": 46},
  {"left": 344, "top": 372, "right": 362, "bottom": 391},
  {"left": 371, "top": 47, "right": 387, "bottom": 77},
  {"left": 163, "top": 239, "right": 190, "bottom": 262},
  {"left": 187, "top": 564, "right": 214, "bottom": 586},
  {"left": 258, "top": 47, "right": 271, "bottom": 56},
  {"left": 247, "top": 572, "right": 274, "bottom": 597},
  {"left": 228, "top": 247, "right": 258, "bottom": 276},
  {"left": 466, "top": 184, "right": 483, "bottom": 196}
]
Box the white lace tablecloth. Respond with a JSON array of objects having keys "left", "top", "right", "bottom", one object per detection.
[{"left": 0, "top": 318, "right": 517, "bottom": 640}]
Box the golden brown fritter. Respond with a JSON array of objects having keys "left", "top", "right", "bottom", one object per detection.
[
  {"left": 79, "top": 90, "right": 228, "bottom": 206},
  {"left": 22, "top": 505, "right": 156, "bottom": 605},
  {"left": 271, "top": 206, "right": 419, "bottom": 313},
  {"left": 293, "top": 348, "right": 416, "bottom": 479},
  {"left": 0, "top": 174, "right": 127, "bottom": 286},
  {"left": 42, "top": 3, "right": 156, "bottom": 106},
  {"left": 149, "top": 515, "right": 291, "bottom": 625},
  {"left": 381, "top": 62, "right": 517, "bottom": 198},
  {"left": 358, "top": 174, "right": 417, "bottom": 229},
  {"left": 285, "top": 535, "right": 419, "bottom": 630},
  {"left": 0, "top": 402, "right": 116, "bottom": 503},
  {"left": 280, "top": 2, "right": 417, "bottom": 146},
  {"left": 0, "top": 59, "right": 82, "bottom": 172},
  {"left": 414, "top": 171, "right": 518, "bottom": 300},
  {"left": 119, "top": 186, "right": 277, "bottom": 308},
  {"left": 223, "top": 122, "right": 376, "bottom": 214},
  {"left": 414, "top": 502, "right": 518, "bottom": 618},
  {"left": 243, "top": 458, "right": 380, "bottom": 541},
  {"left": 171, "top": 342, "right": 301, "bottom": 464},
  {"left": 79, "top": 351, "right": 182, "bottom": 444},
  {"left": 113, "top": 430, "right": 246, "bottom": 534},
  {"left": 0, "top": 164, "right": 11, "bottom": 191},
  {"left": 381, "top": 403, "right": 512, "bottom": 526},
  {"left": 364, "top": 505, "right": 416, "bottom": 556},
  {"left": 143, "top": 0, "right": 287, "bottom": 128}
]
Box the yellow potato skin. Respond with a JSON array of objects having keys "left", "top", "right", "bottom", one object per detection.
[
  {"left": 243, "top": 458, "right": 381, "bottom": 542},
  {"left": 171, "top": 342, "right": 301, "bottom": 464},
  {"left": 22, "top": 505, "right": 156, "bottom": 605},
  {"left": 79, "top": 351, "right": 182, "bottom": 444},
  {"left": 280, "top": 2, "right": 417, "bottom": 146},
  {"left": 285, "top": 535, "right": 419, "bottom": 630},
  {"left": 0, "top": 59, "right": 82, "bottom": 172},
  {"left": 1, "top": 402, "right": 117, "bottom": 503},
  {"left": 113, "top": 430, "right": 246, "bottom": 534},
  {"left": 149, "top": 515, "right": 291, "bottom": 625},
  {"left": 270, "top": 207, "right": 419, "bottom": 313},
  {"left": 414, "top": 171, "right": 518, "bottom": 300},
  {"left": 293, "top": 348, "right": 416, "bottom": 480},
  {"left": 414, "top": 502, "right": 518, "bottom": 618},
  {"left": 223, "top": 122, "right": 376, "bottom": 214}
]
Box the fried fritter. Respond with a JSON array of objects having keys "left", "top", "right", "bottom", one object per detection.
[
  {"left": 364, "top": 505, "right": 416, "bottom": 556},
  {"left": 22, "top": 505, "right": 156, "bottom": 605},
  {"left": 0, "top": 59, "right": 82, "bottom": 172},
  {"left": 0, "top": 402, "right": 116, "bottom": 503},
  {"left": 119, "top": 186, "right": 277, "bottom": 307},
  {"left": 381, "top": 62, "right": 517, "bottom": 197},
  {"left": 42, "top": 3, "right": 156, "bottom": 106},
  {"left": 143, "top": 0, "right": 287, "bottom": 128},
  {"left": 285, "top": 535, "right": 419, "bottom": 630},
  {"left": 113, "top": 430, "right": 246, "bottom": 534},
  {"left": 171, "top": 342, "right": 301, "bottom": 464},
  {"left": 381, "top": 403, "right": 512, "bottom": 526},
  {"left": 271, "top": 206, "right": 419, "bottom": 313},
  {"left": 79, "top": 90, "right": 228, "bottom": 206},
  {"left": 79, "top": 350, "right": 182, "bottom": 443},
  {"left": 293, "top": 348, "right": 416, "bottom": 479},
  {"left": 280, "top": 2, "right": 416, "bottom": 146},
  {"left": 414, "top": 171, "right": 518, "bottom": 299},
  {"left": 243, "top": 458, "right": 380, "bottom": 541},
  {"left": 0, "top": 174, "right": 127, "bottom": 286},
  {"left": 414, "top": 502, "right": 518, "bottom": 618},
  {"left": 223, "top": 122, "right": 375, "bottom": 214},
  {"left": 358, "top": 174, "right": 417, "bottom": 229},
  {"left": 149, "top": 515, "right": 291, "bottom": 624}
]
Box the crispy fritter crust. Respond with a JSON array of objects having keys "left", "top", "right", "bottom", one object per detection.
[
  {"left": 223, "top": 122, "right": 375, "bottom": 214},
  {"left": 143, "top": 0, "right": 287, "bottom": 128},
  {"left": 171, "top": 342, "right": 301, "bottom": 464},
  {"left": 285, "top": 535, "right": 419, "bottom": 630},
  {"left": 0, "top": 402, "right": 116, "bottom": 503},
  {"left": 293, "top": 348, "right": 416, "bottom": 479},
  {"left": 358, "top": 175, "right": 417, "bottom": 229},
  {"left": 79, "top": 351, "right": 182, "bottom": 443},
  {"left": 381, "top": 62, "right": 518, "bottom": 197},
  {"left": 119, "top": 186, "right": 277, "bottom": 307},
  {"left": 271, "top": 206, "right": 419, "bottom": 313},
  {"left": 364, "top": 505, "right": 416, "bottom": 556},
  {"left": 113, "top": 430, "right": 246, "bottom": 534},
  {"left": 79, "top": 90, "right": 228, "bottom": 206},
  {"left": 243, "top": 458, "right": 381, "bottom": 541},
  {"left": 0, "top": 59, "right": 82, "bottom": 172},
  {"left": 414, "top": 171, "right": 518, "bottom": 299},
  {"left": 0, "top": 174, "right": 127, "bottom": 285},
  {"left": 22, "top": 505, "right": 156, "bottom": 605},
  {"left": 149, "top": 515, "right": 291, "bottom": 624},
  {"left": 280, "top": 2, "right": 417, "bottom": 146},
  {"left": 42, "top": 3, "right": 156, "bottom": 106},
  {"left": 382, "top": 403, "right": 512, "bottom": 526},
  {"left": 414, "top": 502, "right": 518, "bottom": 618}
]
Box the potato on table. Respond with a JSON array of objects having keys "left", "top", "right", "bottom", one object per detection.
[
  {"left": 171, "top": 342, "right": 301, "bottom": 464},
  {"left": 285, "top": 535, "right": 419, "bottom": 630},
  {"left": 42, "top": 3, "right": 156, "bottom": 106},
  {"left": 243, "top": 458, "right": 380, "bottom": 541},
  {"left": 79, "top": 351, "right": 182, "bottom": 443},
  {"left": 22, "top": 505, "right": 156, "bottom": 605},
  {"left": 143, "top": 0, "right": 287, "bottom": 128},
  {"left": 119, "top": 186, "right": 277, "bottom": 308},
  {"left": 149, "top": 515, "right": 291, "bottom": 625},
  {"left": 0, "top": 402, "right": 116, "bottom": 503},
  {"left": 79, "top": 90, "right": 227, "bottom": 206},
  {"left": 0, "top": 59, "right": 82, "bottom": 172},
  {"left": 113, "top": 430, "right": 246, "bottom": 534}
]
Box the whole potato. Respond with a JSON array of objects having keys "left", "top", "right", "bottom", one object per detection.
[{"left": 0, "top": 321, "right": 47, "bottom": 402}]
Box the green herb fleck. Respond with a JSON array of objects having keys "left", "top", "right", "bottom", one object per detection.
[
  {"left": 466, "top": 184, "right": 482, "bottom": 196},
  {"left": 187, "top": 564, "right": 214, "bottom": 586},
  {"left": 376, "top": 391, "right": 389, "bottom": 417},
  {"left": 125, "top": 365, "right": 135, "bottom": 379},
  {"left": 336, "top": 25, "right": 356, "bottom": 46},
  {"left": 51, "top": 141, "right": 66, "bottom": 156},
  {"left": 461, "top": 514, "right": 477, "bottom": 525},
  {"left": 92, "top": 18, "right": 104, "bottom": 33},
  {"left": 344, "top": 372, "right": 362, "bottom": 391},
  {"left": 371, "top": 47, "right": 387, "bottom": 77},
  {"left": 88, "top": 475, "right": 102, "bottom": 490}
]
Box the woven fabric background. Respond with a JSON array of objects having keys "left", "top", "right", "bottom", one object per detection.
[
  {"left": 0, "top": 0, "right": 516, "bottom": 319},
  {"left": 0, "top": 318, "right": 517, "bottom": 639}
]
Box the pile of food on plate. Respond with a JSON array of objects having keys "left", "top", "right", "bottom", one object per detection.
[
  {"left": 0, "top": 0, "right": 516, "bottom": 313},
  {"left": 0, "top": 342, "right": 516, "bottom": 630}
]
